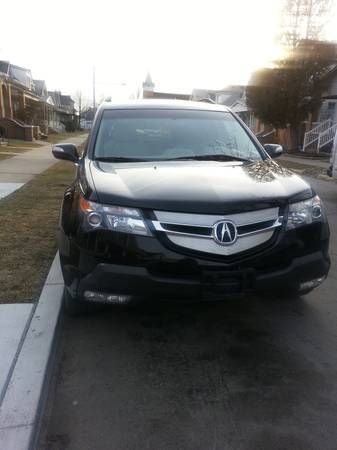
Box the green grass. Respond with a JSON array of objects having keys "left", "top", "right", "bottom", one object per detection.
[{"left": 0, "top": 161, "right": 75, "bottom": 303}]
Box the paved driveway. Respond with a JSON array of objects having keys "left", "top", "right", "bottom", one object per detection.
[{"left": 39, "top": 177, "right": 337, "bottom": 450}]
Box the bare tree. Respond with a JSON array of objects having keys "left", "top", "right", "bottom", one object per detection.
[
  {"left": 73, "top": 91, "right": 90, "bottom": 129},
  {"left": 247, "top": 40, "right": 336, "bottom": 150},
  {"left": 280, "top": 0, "right": 332, "bottom": 51}
]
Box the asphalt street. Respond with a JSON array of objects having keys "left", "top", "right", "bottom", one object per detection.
[{"left": 39, "top": 177, "right": 337, "bottom": 450}]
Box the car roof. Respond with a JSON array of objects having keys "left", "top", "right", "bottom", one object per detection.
[{"left": 97, "top": 99, "right": 230, "bottom": 112}]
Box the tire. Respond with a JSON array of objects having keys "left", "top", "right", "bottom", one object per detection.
[{"left": 63, "top": 288, "right": 88, "bottom": 317}]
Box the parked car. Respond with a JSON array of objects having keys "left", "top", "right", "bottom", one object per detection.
[{"left": 53, "top": 100, "right": 330, "bottom": 315}]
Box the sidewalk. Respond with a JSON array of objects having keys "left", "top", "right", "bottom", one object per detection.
[
  {"left": 0, "top": 255, "right": 64, "bottom": 450},
  {"left": 0, "top": 134, "right": 87, "bottom": 199}
]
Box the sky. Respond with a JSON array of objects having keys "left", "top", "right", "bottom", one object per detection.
[{"left": 1, "top": 0, "right": 337, "bottom": 104}]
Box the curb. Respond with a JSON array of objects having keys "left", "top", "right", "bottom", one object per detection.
[{"left": 0, "top": 254, "right": 64, "bottom": 450}]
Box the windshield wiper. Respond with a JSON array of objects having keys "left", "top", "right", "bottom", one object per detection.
[
  {"left": 95, "top": 156, "right": 146, "bottom": 162},
  {"left": 95, "top": 154, "right": 254, "bottom": 163},
  {"left": 164, "top": 154, "right": 253, "bottom": 162}
]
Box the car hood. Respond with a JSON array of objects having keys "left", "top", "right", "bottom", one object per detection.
[{"left": 87, "top": 159, "right": 313, "bottom": 214}]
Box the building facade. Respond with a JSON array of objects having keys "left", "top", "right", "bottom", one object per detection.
[
  {"left": 0, "top": 60, "right": 77, "bottom": 140},
  {"left": 191, "top": 86, "right": 263, "bottom": 134}
]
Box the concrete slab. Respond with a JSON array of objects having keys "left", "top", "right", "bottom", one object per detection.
[
  {"left": 0, "top": 253, "right": 64, "bottom": 450},
  {"left": 0, "top": 183, "right": 24, "bottom": 200},
  {"left": 0, "top": 304, "right": 33, "bottom": 398},
  {"left": 0, "top": 424, "right": 33, "bottom": 450},
  {"left": 44, "top": 253, "right": 63, "bottom": 285},
  {"left": 0, "top": 284, "right": 63, "bottom": 428}
]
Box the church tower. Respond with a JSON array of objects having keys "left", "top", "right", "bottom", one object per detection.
[{"left": 142, "top": 73, "right": 155, "bottom": 98}]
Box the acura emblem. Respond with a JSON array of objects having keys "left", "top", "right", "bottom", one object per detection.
[{"left": 213, "top": 220, "right": 237, "bottom": 245}]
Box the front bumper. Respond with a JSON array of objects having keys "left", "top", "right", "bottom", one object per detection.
[
  {"left": 59, "top": 221, "right": 330, "bottom": 302},
  {"left": 76, "top": 251, "right": 329, "bottom": 301}
]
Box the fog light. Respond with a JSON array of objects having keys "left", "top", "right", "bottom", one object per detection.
[
  {"left": 299, "top": 277, "right": 325, "bottom": 291},
  {"left": 87, "top": 212, "right": 102, "bottom": 227},
  {"left": 312, "top": 205, "right": 322, "bottom": 219},
  {"left": 84, "top": 290, "right": 131, "bottom": 304},
  {"left": 106, "top": 294, "right": 131, "bottom": 304}
]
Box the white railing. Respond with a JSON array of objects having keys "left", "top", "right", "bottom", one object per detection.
[
  {"left": 317, "top": 123, "right": 337, "bottom": 152},
  {"left": 302, "top": 119, "right": 332, "bottom": 152}
]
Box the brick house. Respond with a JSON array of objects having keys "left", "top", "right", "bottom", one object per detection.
[
  {"left": 0, "top": 60, "right": 77, "bottom": 140},
  {"left": 47, "top": 91, "right": 77, "bottom": 133},
  {"left": 0, "top": 61, "right": 42, "bottom": 140}
]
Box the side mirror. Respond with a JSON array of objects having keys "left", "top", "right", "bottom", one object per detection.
[
  {"left": 264, "top": 144, "right": 283, "bottom": 159},
  {"left": 52, "top": 143, "right": 79, "bottom": 163}
]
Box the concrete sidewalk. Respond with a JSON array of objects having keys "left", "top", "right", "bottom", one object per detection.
[
  {"left": 0, "top": 134, "right": 86, "bottom": 184},
  {"left": 0, "top": 255, "right": 64, "bottom": 450},
  {"left": 0, "top": 134, "right": 87, "bottom": 200}
]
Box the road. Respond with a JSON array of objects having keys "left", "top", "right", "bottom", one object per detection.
[{"left": 39, "top": 177, "right": 337, "bottom": 450}]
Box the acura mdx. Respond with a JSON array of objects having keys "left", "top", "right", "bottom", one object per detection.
[{"left": 52, "top": 100, "right": 330, "bottom": 315}]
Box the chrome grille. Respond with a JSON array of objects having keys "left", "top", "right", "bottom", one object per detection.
[{"left": 152, "top": 208, "right": 282, "bottom": 256}]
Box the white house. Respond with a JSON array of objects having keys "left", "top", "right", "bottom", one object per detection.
[
  {"left": 191, "top": 86, "right": 263, "bottom": 134},
  {"left": 302, "top": 64, "right": 337, "bottom": 152}
]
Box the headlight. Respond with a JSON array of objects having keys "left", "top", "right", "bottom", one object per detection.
[
  {"left": 79, "top": 197, "right": 152, "bottom": 236},
  {"left": 286, "top": 195, "right": 323, "bottom": 230}
]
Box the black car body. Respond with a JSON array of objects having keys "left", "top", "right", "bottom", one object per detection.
[{"left": 53, "top": 100, "right": 330, "bottom": 313}]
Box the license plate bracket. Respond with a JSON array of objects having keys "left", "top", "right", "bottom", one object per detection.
[{"left": 202, "top": 269, "right": 254, "bottom": 296}]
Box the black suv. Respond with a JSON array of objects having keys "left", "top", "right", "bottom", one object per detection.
[{"left": 53, "top": 100, "right": 330, "bottom": 315}]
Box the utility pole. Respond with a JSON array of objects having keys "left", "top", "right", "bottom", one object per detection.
[
  {"left": 93, "top": 65, "right": 96, "bottom": 111},
  {"left": 306, "top": 0, "right": 314, "bottom": 39}
]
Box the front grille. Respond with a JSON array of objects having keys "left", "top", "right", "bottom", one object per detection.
[
  {"left": 152, "top": 208, "right": 283, "bottom": 256},
  {"left": 237, "top": 219, "right": 276, "bottom": 235},
  {"left": 158, "top": 218, "right": 279, "bottom": 239},
  {"left": 160, "top": 223, "right": 212, "bottom": 237}
]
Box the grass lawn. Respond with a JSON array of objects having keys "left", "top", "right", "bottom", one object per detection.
[
  {"left": 0, "top": 131, "right": 87, "bottom": 162},
  {"left": 0, "top": 154, "right": 14, "bottom": 161},
  {"left": 0, "top": 147, "right": 32, "bottom": 154},
  {"left": 2, "top": 131, "right": 87, "bottom": 149},
  {"left": 47, "top": 131, "right": 88, "bottom": 144},
  {"left": 4, "top": 139, "right": 44, "bottom": 149},
  {"left": 0, "top": 161, "right": 75, "bottom": 303},
  {"left": 279, "top": 159, "right": 327, "bottom": 178}
]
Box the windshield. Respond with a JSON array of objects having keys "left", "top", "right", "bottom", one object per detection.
[{"left": 93, "top": 109, "right": 264, "bottom": 162}]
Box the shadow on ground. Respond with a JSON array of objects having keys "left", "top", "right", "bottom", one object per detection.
[{"left": 42, "top": 292, "right": 337, "bottom": 450}]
